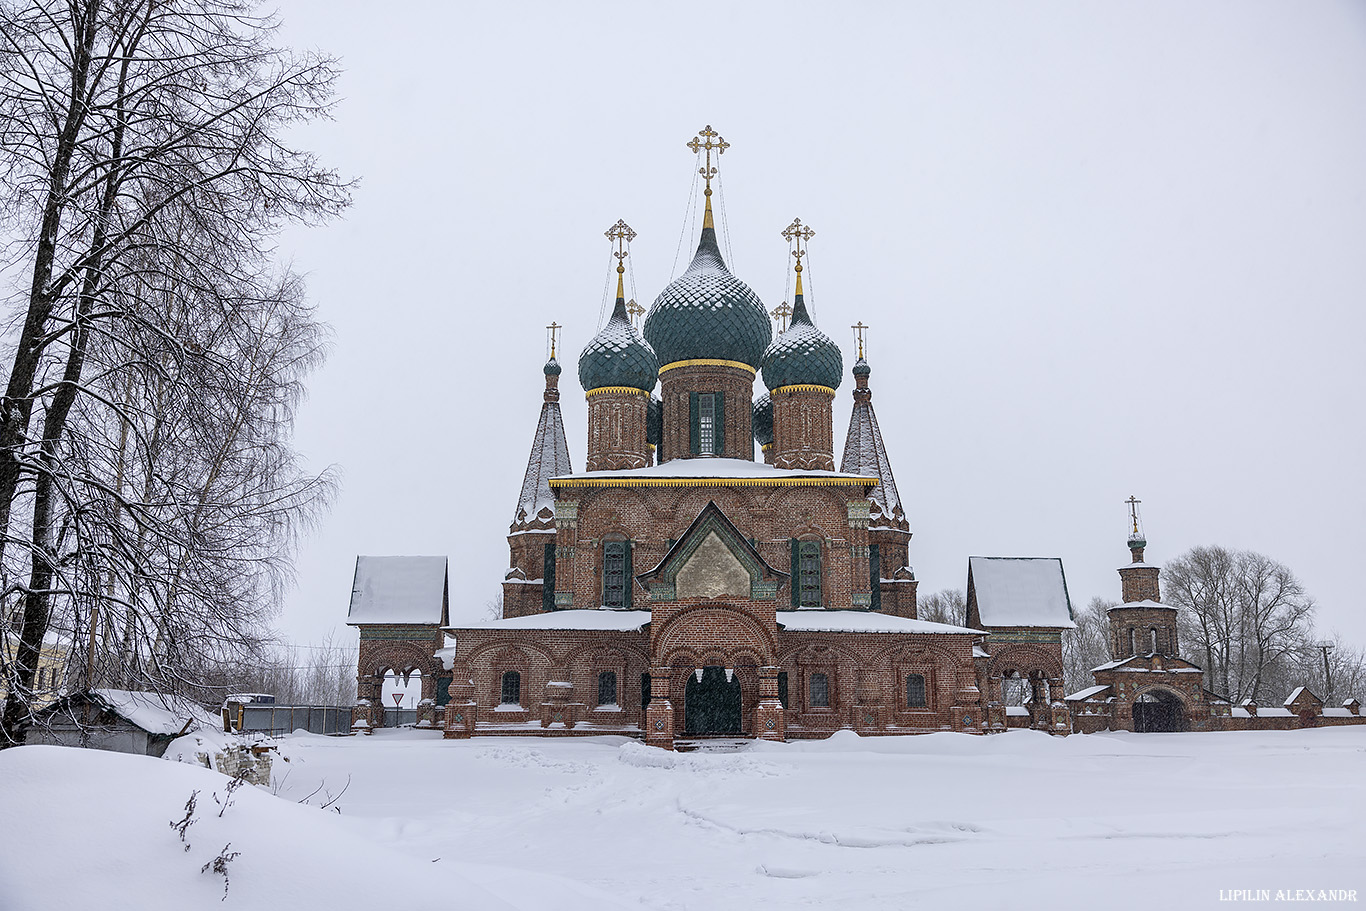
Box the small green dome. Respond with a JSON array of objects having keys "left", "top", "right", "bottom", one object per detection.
[
  {"left": 647, "top": 394, "right": 662, "bottom": 447},
  {"left": 643, "top": 227, "right": 771, "bottom": 369},
  {"left": 752, "top": 392, "right": 773, "bottom": 446},
  {"left": 578, "top": 297, "right": 658, "bottom": 392},
  {"left": 760, "top": 294, "right": 843, "bottom": 391},
  {"left": 852, "top": 356, "right": 870, "bottom": 377},
  {"left": 544, "top": 356, "right": 562, "bottom": 377}
]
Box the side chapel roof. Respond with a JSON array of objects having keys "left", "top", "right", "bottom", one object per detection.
[
  {"left": 966, "top": 556, "right": 1075, "bottom": 629},
  {"left": 347, "top": 556, "right": 449, "bottom": 626},
  {"left": 513, "top": 356, "right": 573, "bottom": 528}
]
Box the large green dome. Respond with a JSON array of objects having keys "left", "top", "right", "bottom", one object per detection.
[
  {"left": 643, "top": 227, "right": 771, "bottom": 369},
  {"left": 760, "top": 294, "right": 843, "bottom": 391},
  {"left": 578, "top": 297, "right": 658, "bottom": 392}
]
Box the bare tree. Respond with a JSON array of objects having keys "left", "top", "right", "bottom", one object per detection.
[
  {"left": 1166, "top": 546, "right": 1315, "bottom": 702},
  {"left": 1062, "top": 597, "right": 1115, "bottom": 695},
  {"left": 917, "top": 588, "right": 966, "bottom": 627},
  {"left": 0, "top": 0, "right": 348, "bottom": 744}
]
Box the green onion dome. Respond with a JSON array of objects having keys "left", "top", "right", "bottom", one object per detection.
[
  {"left": 760, "top": 293, "right": 843, "bottom": 392},
  {"left": 544, "top": 356, "right": 562, "bottom": 376},
  {"left": 643, "top": 226, "right": 772, "bottom": 369},
  {"left": 752, "top": 392, "right": 773, "bottom": 447},
  {"left": 647, "top": 394, "right": 662, "bottom": 447},
  {"left": 578, "top": 296, "right": 658, "bottom": 393},
  {"left": 852, "top": 356, "right": 870, "bottom": 377}
]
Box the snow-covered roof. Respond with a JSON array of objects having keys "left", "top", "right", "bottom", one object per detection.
[
  {"left": 1112, "top": 599, "right": 1176, "bottom": 611},
  {"left": 347, "top": 556, "right": 448, "bottom": 626},
  {"left": 453, "top": 609, "right": 651, "bottom": 632},
  {"left": 87, "top": 689, "right": 218, "bottom": 736},
  {"left": 550, "top": 458, "right": 877, "bottom": 488},
  {"left": 1065, "top": 685, "right": 1113, "bottom": 702},
  {"left": 777, "top": 611, "right": 981, "bottom": 636},
  {"left": 1283, "top": 686, "right": 1319, "bottom": 706},
  {"left": 967, "top": 557, "right": 1074, "bottom": 629}
]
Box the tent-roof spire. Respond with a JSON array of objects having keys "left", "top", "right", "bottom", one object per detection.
[
  {"left": 839, "top": 326, "right": 906, "bottom": 528},
  {"left": 514, "top": 329, "right": 573, "bottom": 531}
]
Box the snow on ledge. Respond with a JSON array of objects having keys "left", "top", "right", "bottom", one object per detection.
[
  {"left": 550, "top": 458, "right": 877, "bottom": 487},
  {"left": 454, "top": 610, "right": 651, "bottom": 632},
  {"left": 777, "top": 611, "right": 983, "bottom": 636}
]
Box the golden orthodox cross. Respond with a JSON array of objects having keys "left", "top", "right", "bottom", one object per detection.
[
  {"left": 1125, "top": 495, "right": 1142, "bottom": 535},
  {"left": 771, "top": 301, "right": 793, "bottom": 332},
  {"left": 782, "top": 218, "right": 816, "bottom": 269},
  {"left": 546, "top": 321, "right": 561, "bottom": 359},
  {"left": 605, "top": 219, "right": 636, "bottom": 269},
  {"left": 687, "top": 125, "right": 729, "bottom": 195},
  {"left": 851, "top": 321, "right": 868, "bottom": 360},
  {"left": 626, "top": 298, "right": 645, "bottom": 326}
]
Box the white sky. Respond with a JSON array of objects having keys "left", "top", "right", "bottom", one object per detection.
[{"left": 271, "top": 1, "right": 1366, "bottom": 652}]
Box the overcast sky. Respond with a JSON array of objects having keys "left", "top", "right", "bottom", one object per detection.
[{"left": 269, "top": 1, "right": 1366, "bottom": 653}]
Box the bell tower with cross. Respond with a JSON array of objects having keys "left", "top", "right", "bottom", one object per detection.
[{"left": 1109, "top": 496, "right": 1175, "bottom": 657}]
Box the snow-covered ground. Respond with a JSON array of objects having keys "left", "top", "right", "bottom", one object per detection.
[{"left": 2, "top": 727, "right": 1362, "bottom": 910}]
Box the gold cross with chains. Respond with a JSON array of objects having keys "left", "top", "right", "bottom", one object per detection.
[
  {"left": 771, "top": 301, "right": 793, "bottom": 332},
  {"left": 851, "top": 321, "right": 868, "bottom": 359},
  {"left": 546, "top": 321, "right": 561, "bottom": 359},
  {"left": 605, "top": 219, "right": 636, "bottom": 273},
  {"left": 626, "top": 299, "right": 645, "bottom": 326},
  {"left": 1125, "top": 495, "right": 1142, "bottom": 534},
  {"left": 782, "top": 218, "right": 816, "bottom": 274},
  {"left": 687, "top": 125, "right": 729, "bottom": 195}
]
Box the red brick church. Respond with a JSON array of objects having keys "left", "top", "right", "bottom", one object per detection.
[{"left": 346, "top": 127, "right": 1085, "bottom": 748}]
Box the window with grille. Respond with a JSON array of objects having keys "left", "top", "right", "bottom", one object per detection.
[
  {"left": 598, "top": 671, "right": 618, "bottom": 706},
  {"left": 500, "top": 671, "right": 521, "bottom": 705},
  {"left": 809, "top": 672, "right": 829, "bottom": 708},
  {"left": 906, "top": 673, "right": 927, "bottom": 708},
  {"left": 602, "top": 540, "right": 629, "bottom": 608},
  {"left": 799, "top": 541, "right": 822, "bottom": 607},
  {"left": 698, "top": 393, "right": 716, "bottom": 454}
]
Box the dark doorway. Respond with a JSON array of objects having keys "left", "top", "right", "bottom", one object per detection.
[
  {"left": 684, "top": 667, "right": 742, "bottom": 734},
  {"left": 1133, "top": 689, "right": 1186, "bottom": 732}
]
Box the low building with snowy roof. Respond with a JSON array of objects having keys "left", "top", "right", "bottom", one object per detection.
[
  {"left": 347, "top": 556, "right": 451, "bottom": 730},
  {"left": 30, "top": 689, "right": 219, "bottom": 757}
]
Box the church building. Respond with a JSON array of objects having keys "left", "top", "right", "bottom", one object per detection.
[{"left": 347, "top": 127, "right": 1077, "bottom": 748}]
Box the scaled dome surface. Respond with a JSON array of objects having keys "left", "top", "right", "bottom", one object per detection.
[
  {"left": 578, "top": 300, "right": 658, "bottom": 392},
  {"left": 643, "top": 227, "right": 771, "bottom": 369},
  {"left": 760, "top": 296, "right": 843, "bottom": 391},
  {"left": 752, "top": 392, "right": 773, "bottom": 447}
]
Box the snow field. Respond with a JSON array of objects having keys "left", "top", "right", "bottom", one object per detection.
[{"left": 1, "top": 727, "right": 1362, "bottom": 910}]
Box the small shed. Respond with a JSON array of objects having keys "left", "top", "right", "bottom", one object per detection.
[{"left": 30, "top": 689, "right": 218, "bottom": 757}]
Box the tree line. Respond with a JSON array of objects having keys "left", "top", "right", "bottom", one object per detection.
[{"left": 0, "top": 0, "right": 347, "bottom": 744}]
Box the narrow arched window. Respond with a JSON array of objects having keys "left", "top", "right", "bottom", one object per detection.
[
  {"left": 809, "top": 672, "right": 829, "bottom": 708},
  {"left": 640, "top": 673, "right": 652, "bottom": 710},
  {"left": 1150, "top": 628, "right": 1159, "bottom": 655},
  {"left": 906, "top": 673, "right": 927, "bottom": 708},
  {"left": 500, "top": 671, "right": 521, "bottom": 705},
  {"left": 777, "top": 671, "right": 789, "bottom": 709},
  {"left": 598, "top": 671, "right": 618, "bottom": 706},
  {"left": 602, "top": 541, "right": 630, "bottom": 608},
  {"left": 1127, "top": 627, "right": 1136, "bottom": 656},
  {"left": 798, "top": 541, "right": 822, "bottom": 607}
]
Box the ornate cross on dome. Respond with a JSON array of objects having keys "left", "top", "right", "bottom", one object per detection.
[
  {"left": 626, "top": 298, "right": 645, "bottom": 326},
  {"left": 782, "top": 218, "right": 816, "bottom": 274},
  {"left": 1126, "top": 495, "right": 1142, "bottom": 535},
  {"left": 771, "top": 301, "right": 793, "bottom": 332},
  {"left": 546, "top": 321, "right": 561, "bottom": 359},
  {"left": 852, "top": 321, "right": 868, "bottom": 359},
  {"left": 605, "top": 219, "right": 636, "bottom": 298},
  {"left": 687, "top": 125, "right": 729, "bottom": 197}
]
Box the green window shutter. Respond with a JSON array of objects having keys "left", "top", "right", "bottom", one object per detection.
[
  {"left": 869, "top": 543, "right": 881, "bottom": 612},
  {"left": 542, "top": 541, "right": 556, "bottom": 612},
  {"left": 624, "top": 540, "right": 634, "bottom": 609},
  {"left": 714, "top": 390, "right": 724, "bottom": 454},
  {"left": 790, "top": 538, "right": 800, "bottom": 608},
  {"left": 689, "top": 392, "right": 700, "bottom": 455}
]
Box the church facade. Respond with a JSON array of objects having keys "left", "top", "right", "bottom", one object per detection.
[{"left": 344, "top": 128, "right": 1363, "bottom": 746}]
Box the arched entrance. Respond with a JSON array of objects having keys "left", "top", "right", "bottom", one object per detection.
[
  {"left": 1133, "top": 689, "right": 1186, "bottom": 732},
  {"left": 684, "top": 667, "right": 742, "bottom": 735}
]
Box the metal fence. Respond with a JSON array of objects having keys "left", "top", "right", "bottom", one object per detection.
[
  {"left": 383, "top": 707, "right": 418, "bottom": 727},
  {"left": 238, "top": 704, "right": 351, "bottom": 736}
]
